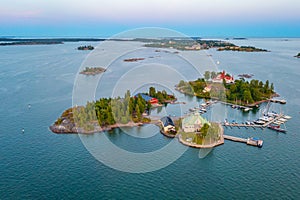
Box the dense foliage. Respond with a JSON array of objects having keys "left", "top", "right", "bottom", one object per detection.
[
  {"left": 177, "top": 73, "right": 275, "bottom": 105},
  {"left": 144, "top": 39, "right": 236, "bottom": 50},
  {"left": 54, "top": 88, "right": 176, "bottom": 131},
  {"left": 147, "top": 87, "right": 176, "bottom": 103},
  {"left": 72, "top": 90, "right": 150, "bottom": 129},
  {"left": 218, "top": 46, "right": 268, "bottom": 52},
  {"left": 224, "top": 78, "right": 274, "bottom": 104}
]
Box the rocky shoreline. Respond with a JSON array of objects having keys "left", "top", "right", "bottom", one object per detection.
[{"left": 49, "top": 121, "right": 144, "bottom": 134}]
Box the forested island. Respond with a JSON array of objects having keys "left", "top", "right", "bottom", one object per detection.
[
  {"left": 143, "top": 38, "right": 268, "bottom": 52},
  {"left": 50, "top": 88, "right": 176, "bottom": 133},
  {"left": 0, "top": 41, "right": 63, "bottom": 46},
  {"left": 217, "top": 46, "right": 268, "bottom": 52},
  {"left": 77, "top": 45, "right": 94, "bottom": 50},
  {"left": 80, "top": 67, "right": 106, "bottom": 75},
  {"left": 0, "top": 38, "right": 105, "bottom": 46},
  {"left": 144, "top": 39, "right": 235, "bottom": 51},
  {"left": 176, "top": 71, "right": 276, "bottom": 106}
]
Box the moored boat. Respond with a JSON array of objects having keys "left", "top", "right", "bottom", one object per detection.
[{"left": 267, "top": 124, "right": 287, "bottom": 133}]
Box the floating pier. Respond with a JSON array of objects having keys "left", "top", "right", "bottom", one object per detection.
[
  {"left": 219, "top": 101, "right": 252, "bottom": 111},
  {"left": 223, "top": 113, "right": 285, "bottom": 129},
  {"left": 224, "top": 135, "right": 263, "bottom": 148}
]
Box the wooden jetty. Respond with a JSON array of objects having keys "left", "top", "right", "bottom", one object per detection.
[
  {"left": 224, "top": 135, "right": 263, "bottom": 148},
  {"left": 219, "top": 101, "right": 252, "bottom": 111}
]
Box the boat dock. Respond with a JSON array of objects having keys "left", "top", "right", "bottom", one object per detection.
[
  {"left": 224, "top": 135, "right": 263, "bottom": 147},
  {"left": 219, "top": 101, "right": 252, "bottom": 111},
  {"left": 223, "top": 113, "right": 285, "bottom": 128},
  {"left": 270, "top": 99, "right": 286, "bottom": 104}
]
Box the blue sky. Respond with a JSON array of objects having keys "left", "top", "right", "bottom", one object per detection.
[{"left": 0, "top": 0, "right": 299, "bottom": 37}]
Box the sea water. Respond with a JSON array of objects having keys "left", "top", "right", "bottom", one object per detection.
[{"left": 0, "top": 39, "right": 299, "bottom": 199}]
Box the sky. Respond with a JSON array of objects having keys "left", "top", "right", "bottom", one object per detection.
[{"left": 0, "top": 0, "right": 300, "bottom": 37}]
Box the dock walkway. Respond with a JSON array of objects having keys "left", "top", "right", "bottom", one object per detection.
[
  {"left": 224, "top": 135, "right": 263, "bottom": 147},
  {"left": 223, "top": 113, "right": 284, "bottom": 128}
]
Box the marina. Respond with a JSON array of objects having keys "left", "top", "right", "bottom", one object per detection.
[
  {"left": 186, "top": 98, "right": 291, "bottom": 133},
  {"left": 222, "top": 113, "right": 290, "bottom": 129}
]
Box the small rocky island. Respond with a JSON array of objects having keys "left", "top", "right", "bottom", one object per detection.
[
  {"left": 295, "top": 53, "right": 300, "bottom": 58},
  {"left": 80, "top": 67, "right": 106, "bottom": 75},
  {"left": 123, "top": 58, "right": 145, "bottom": 62},
  {"left": 238, "top": 73, "right": 254, "bottom": 79},
  {"left": 77, "top": 45, "right": 94, "bottom": 50}
]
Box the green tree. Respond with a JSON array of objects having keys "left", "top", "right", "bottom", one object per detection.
[
  {"left": 270, "top": 83, "right": 274, "bottom": 92},
  {"left": 211, "top": 71, "right": 217, "bottom": 79},
  {"left": 135, "top": 104, "right": 141, "bottom": 120},
  {"left": 178, "top": 80, "right": 186, "bottom": 87},
  {"left": 156, "top": 92, "right": 164, "bottom": 103},
  {"left": 200, "top": 123, "right": 210, "bottom": 137},
  {"left": 243, "top": 89, "right": 253, "bottom": 103},
  {"left": 149, "top": 87, "right": 156, "bottom": 97},
  {"left": 204, "top": 71, "right": 210, "bottom": 81}
]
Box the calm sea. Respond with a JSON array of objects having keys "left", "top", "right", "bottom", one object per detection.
[{"left": 0, "top": 39, "right": 299, "bottom": 199}]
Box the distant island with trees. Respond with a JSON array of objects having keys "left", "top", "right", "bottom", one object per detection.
[
  {"left": 217, "top": 46, "right": 268, "bottom": 52},
  {"left": 0, "top": 38, "right": 105, "bottom": 46},
  {"left": 0, "top": 38, "right": 269, "bottom": 53},
  {"left": 176, "top": 71, "right": 276, "bottom": 107},
  {"left": 77, "top": 45, "right": 94, "bottom": 50},
  {"left": 142, "top": 38, "right": 269, "bottom": 52},
  {"left": 80, "top": 67, "right": 106, "bottom": 75},
  {"left": 50, "top": 87, "right": 176, "bottom": 133}
]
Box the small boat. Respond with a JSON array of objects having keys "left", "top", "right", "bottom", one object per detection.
[
  {"left": 279, "top": 100, "right": 286, "bottom": 104},
  {"left": 283, "top": 115, "right": 292, "bottom": 119},
  {"left": 267, "top": 124, "right": 286, "bottom": 133},
  {"left": 254, "top": 120, "right": 265, "bottom": 125},
  {"left": 189, "top": 108, "right": 196, "bottom": 112},
  {"left": 200, "top": 108, "right": 207, "bottom": 112},
  {"left": 244, "top": 108, "right": 250, "bottom": 112},
  {"left": 278, "top": 118, "right": 287, "bottom": 122}
]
